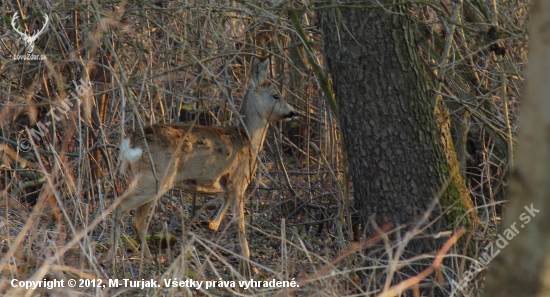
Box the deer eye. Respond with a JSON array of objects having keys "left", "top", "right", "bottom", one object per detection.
[{"left": 272, "top": 94, "right": 281, "bottom": 100}]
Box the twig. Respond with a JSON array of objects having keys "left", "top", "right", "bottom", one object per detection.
[
  {"left": 162, "top": 194, "right": 208, "bottom": 221},
  {"left": 377, "top": 229, "right": 465, "bottom": 297}
]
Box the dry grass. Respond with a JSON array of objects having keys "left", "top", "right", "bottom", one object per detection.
[{"left": 0, "top": 0, "right": 528, "bottom": 296}]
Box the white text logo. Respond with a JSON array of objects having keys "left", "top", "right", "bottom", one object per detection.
[{"left": 11, "top": 12, "right": 49, "bottom": 60}]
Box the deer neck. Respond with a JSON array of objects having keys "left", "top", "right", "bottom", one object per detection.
[{"left": 241, "top": 104, "right": 269, "bottom": 155}]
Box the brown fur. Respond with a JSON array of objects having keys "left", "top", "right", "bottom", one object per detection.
[{"left": 129, "top": 124, "right": 254, "bottom": 195}]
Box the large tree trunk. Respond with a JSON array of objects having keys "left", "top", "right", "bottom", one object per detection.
[
  {"left": 482, "top": 1, "right": 550, "bottom": 296},
  {"left": 319, "top": 1, "right": 472, "bottom": 295}
]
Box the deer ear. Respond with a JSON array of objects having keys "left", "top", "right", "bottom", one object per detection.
[{"left": 251, "top": 58, "right": 269, "bottom": 85}]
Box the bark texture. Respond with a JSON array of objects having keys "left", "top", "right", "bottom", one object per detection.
[
  {"left": 319, "top": 1, "right": 471, "bottom": 294},
  {"left": 483, "top": 1, "right": 550, "bottom": 296}
]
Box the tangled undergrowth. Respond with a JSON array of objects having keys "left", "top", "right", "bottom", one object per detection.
[{"left": 0, "top": 0, "right": 527, "bottom": 296}]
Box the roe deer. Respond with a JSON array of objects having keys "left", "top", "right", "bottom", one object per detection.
[{"left": 109, "top": 58, "right": 295, "bottom": 275}]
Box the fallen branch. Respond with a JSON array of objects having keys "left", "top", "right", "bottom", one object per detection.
[{"left": 377, "top": 228, "right": 466, "bottom": 297}]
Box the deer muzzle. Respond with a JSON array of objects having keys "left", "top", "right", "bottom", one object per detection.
[{"left": 284, "top": 111, "right": 296, "bottom": 119}]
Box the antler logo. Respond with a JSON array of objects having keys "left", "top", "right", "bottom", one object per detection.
[{"left": 11, "top": 12, "right": 49, "bottom": 54}]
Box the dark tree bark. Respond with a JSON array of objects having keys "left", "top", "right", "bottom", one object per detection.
[{"left": 319, "top": 1, "right": 472, "bottom": 295}]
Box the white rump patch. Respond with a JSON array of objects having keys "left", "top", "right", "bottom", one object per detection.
[{"left": 120, "top": 138, "right": 142, "bottom": 174}]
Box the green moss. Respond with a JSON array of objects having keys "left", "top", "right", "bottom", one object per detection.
[
  {"left": 290, "top": 121, "right": 301, "bottom": 129},
  {"left": 147, "top": 233, "right": 177, "bottom": 249},
  {"left": 187, "top": 269, "right": 197, "bottom": 278},
  {"left": 181, "top": 104, "right": 193, "bottom": 111},
  {"left": 438, "top": 163, "right": 476, "bottom": 256}
]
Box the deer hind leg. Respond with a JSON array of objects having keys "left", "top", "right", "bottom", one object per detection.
[
  {"left": 202, "top": 193, "right": 230, "bottom": 231},
  {"left": 108, "top": 185, "right": 158, "bottom": 263},
  {"left": 133, "top": 200, "right": 154, "bottom": 258},
  {"left": 107, "top": 203, "right": 124, "bottom": 266}
]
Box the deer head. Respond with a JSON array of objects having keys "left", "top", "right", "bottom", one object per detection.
[
  {"left": 241, "top": 58, "right": 295, "bottom": 133},
  {"left": 11, "top": 12, "right": 49, "bottom": 54},
  {"left": 236, "top": 58, "right": 296, "bottom": 155}
]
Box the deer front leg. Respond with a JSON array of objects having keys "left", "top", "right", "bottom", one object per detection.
[{"left": 230, "top": 189, "right": 257, "bottom": 277}]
